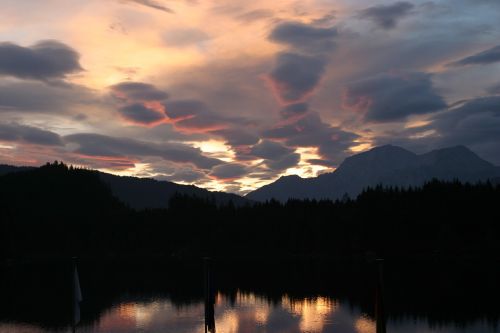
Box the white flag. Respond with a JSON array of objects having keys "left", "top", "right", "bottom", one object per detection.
[{"left": 73, "top": 263, "right": 83, "bottom": 325}]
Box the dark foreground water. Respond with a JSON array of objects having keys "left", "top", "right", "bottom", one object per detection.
[{"left": 1, "top": 259, "right": 499, "bottom": 333}]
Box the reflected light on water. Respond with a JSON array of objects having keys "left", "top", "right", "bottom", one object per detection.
[
  {"left": 355, "top": 315, "right": 376, "bottom": 333},
  {"left": 283, "top": 296, "right": 337, "bottom": 332},
  {"left": 215, "top": 309, "right": 239, "bottom": 333},
  {"left": 1, "top": 290, "right": 497, "bottom": 333},
  {"left": 93, "top": 292, "right": 338, "bottom": 333}
]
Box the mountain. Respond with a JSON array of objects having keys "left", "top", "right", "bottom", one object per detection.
[
  {"left": 246, "top": 145, "right": 500, "bottom": 202},
  {"left": 99, "top": 173, "right": 248, "bottom": 210},
  {"left": 0, "top": 164, "right": 248, "bottom": 210},
  {"left": 0, "top": 164, "right": 34, "bottom": 176}
]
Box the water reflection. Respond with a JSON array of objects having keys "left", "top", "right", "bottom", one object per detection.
[
  {"left": 91, "top": 292, "right": 351, "bottom": 333},
  {"left": 1, "top": 260, "right": 500, "bottom": 333},
  {"left": 1, "top": 291, "right": 497, "bottom": 333}
]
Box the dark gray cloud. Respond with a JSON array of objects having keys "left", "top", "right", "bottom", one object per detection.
[
  {"left": 110, "top": 82, "right": 169, "bottom": 101},
  {"left": 0, "top": 123, "right": 63, "bottom": 146},
  {"left": 210, "top": 163, "right": 248, "bottom": 180},
  {"left": 250, "top": 140, "right": 294, "bottom": 160},
  {"left": 431, "top": 96, "right": 500, "bottom": 144},
  {"left": 265, "top": 152, "right": 301, "bottom": 171},
  {"left": 120, "top": 0, "right": 173, "bottom": 13},
  {"left": 269, "top": 52, "right": 327, "bottom": 104},
  {"left": 263, "top": 20, "right": 354, "bottom": 167},
  {"left": 163, "top": 28, "right": 210, "bottom": 47},
  {"left": 0, "top": 81, "right": 97, "bottom": 114},
  {"left": 64, "top": 133, "right": 221, "bottom": 169},
  {"left": 118, "top": 103, "right": 166, "bottom": 125},
  {"left": 280, "top": 102, "right": 309, "bottom": 119},
  {"left": 159, "top": 168, "right": 206, "bottom": 182},
  {"left": 201, "top": 129, "right": 302, "bottom": 173},
  {"left": 0, "top": 40, "right": 82, "bottom": 80},
  {"left": 110, "top": 81, "right": 169, "bottom": 126},
  {"left": 264, "top": 112, "right": 358, "bottom": 165},
  {"left": 375, "top": 96, "right": 500, "bottom": 164},
  {"left": 163, "top": 99, "right": 251, "bottom": 144},
  {"left": 211, "top": 128, "right": 259, "bottom": 146},
  {"left": 246, "top": 140, "right": 300, "bottom": 171},
  {"left": 487, "top": 82, "right": 500, "bottom": 95},
  {"left": 164, "top": 99, "right": 227, "bottom": 132},
  {"left": 448, "top": 45, "right": 500, "bottom": 67},
  {"left": 269, "top": 21, "right": 338, "bottom": 53},
  {"left": 359, "top": 1, "right": 415, "bottom": 29},
  {"left": 343, "top": 72, "right": 447, "bottom": 122}
]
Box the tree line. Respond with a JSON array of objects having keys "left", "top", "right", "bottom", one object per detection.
[{"left": 1, "top": 162, "right": 500, "bottom": 260}]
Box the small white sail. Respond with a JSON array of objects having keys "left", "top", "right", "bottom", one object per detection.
[{"left": 73, "top": 262, "right": 83, "bottom": 325}]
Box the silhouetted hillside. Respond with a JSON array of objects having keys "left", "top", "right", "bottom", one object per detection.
[
  {"left": 1, "top": 163, "right": 499, "bottom": 260},
  {"left": 0, "top": 163, "right": 248, "bottom": 209},
  {"left": 0, "top": 164, "right": 34, "bottom": 176},
  {"left": 247, "top": 145, "right": 500, "bottom": 202},
  {"left": 99, "top": 172, "right": 248, "bottom": 210}
]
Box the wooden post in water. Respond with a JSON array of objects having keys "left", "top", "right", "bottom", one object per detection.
[
  {"left": 204, "top": 257, "right": 216, "bottom": 333},
  {"left": 375, "top": 259, "right": 386, "bottom": 333}
]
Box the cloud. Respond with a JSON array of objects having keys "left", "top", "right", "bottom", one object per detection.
[
  {"left": 64, "top": 133, "right": 222, "bottom": 169},
  {"left": 343, "top": 72, "right": 447, "bottom": 122},
  {"left": 163, "top": 28, "right": 210, "bottom": 47},
  {"left": 0, "top": 40, "right": 82, "bottom": 80},
  {"left": 0, "top": 81, "right": 97, "bottom": 114},
  {"left": 211, "top": 128, "right": 259, "bottom": 146},
  {"left": 117, "top": 103, "right": 166, "bottom": 125},
  {"left": 359, "top": 1, "right": 415, "bottom": 29},
  {"left": 268, "top": 53, "right": 327, "bottom": 105},
  {"left": 263, "top": 19, "right": 357, "bottom": 167},
  {"left": 280, "top": 102, "right": 309, "bottom": 119},
  {"left": 235, "top": 9, "right": 274, "bottom": 23},
  {"left": 164, "top": 99, "right": 228, "bottom": 132},
  {"left": 159, "top": 168, "right": 206, "bottom": 182},
  {"left": 110, "top": 82, "right": 169, "bottom": 102},
  {"left": 487, "top": 82, "right": 500, "bottom": 95},
  {"left": 448, "top": 45, "right": 500, "bottom": 67},
  {"left": 246, "top": 140, "right": 300, "bottom": 171},
  {"left": 263, "top": 111, "right": 358, "bottom": 165},
  {"left": 431, "top": 96, "right": 500, "bottom": 145},
  {"left": 0, "top": 123, "right": 63, "bottom": 146},
  {"left": 110, "top": 81, "right": 169, "bottom": 126},
  {"left": 210, "top": 163, "right": 248, "bottom": 180},
  {"left": 374, "top": 96, "right": 500, "bottom": 164},
  {"left": 163, "top": 99, "right": 252, "bottom": 144},
  {"left": 120, "top": 0, "right": 173, "bottom": 13},
  {"left": 265, "top": 152, "right": 301, "bottom": 171},
  {"left": 249, "top": 140, "right": 294, "bottom": 160},
  {"left": 266, "top": 21, "right": 338, "bottom": 105},
  {"left": 236, "top": 140, "right": 300, "bottom": 172},
  {"left": 269, "top": 21, "right": 338, "bottom": 53}
]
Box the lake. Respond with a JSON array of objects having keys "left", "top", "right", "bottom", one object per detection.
[{"left": 1, "top": 259, "right": 499, "bottom": 333}]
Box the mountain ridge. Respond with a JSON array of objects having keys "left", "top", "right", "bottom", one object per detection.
[
  {"left": 246, "top": 145, "right": 500, "bottom": 202},
  {"left": 0, "top": 164, "right": 248, "bottom": 209}
]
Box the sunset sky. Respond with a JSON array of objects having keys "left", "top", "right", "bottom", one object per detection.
[{"left": 1, "top": 0, "right": 500, "bottom": 193}]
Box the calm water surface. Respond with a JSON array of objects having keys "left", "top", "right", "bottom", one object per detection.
[{"left": 1, "top": 260, "right": 498, "bottom": 333}]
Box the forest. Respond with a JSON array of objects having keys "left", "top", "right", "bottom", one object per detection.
[{"left": 1, "top": 162, "right": 500, "bottom": 260}]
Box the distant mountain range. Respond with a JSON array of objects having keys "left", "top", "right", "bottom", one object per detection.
[
  {"left": 99, "top": 173, "right": 247, "bottom": 210},
  {"left": 0, "top": 164, "right": 247, "bottom": 210},
  {"left": 2, "top": 145, "right": 499, "bottom": 207},
  {"left": 246, "top": 145, "right": 500, "bottom": 202}
]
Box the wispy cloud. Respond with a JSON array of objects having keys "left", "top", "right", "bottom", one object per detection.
[{"left": 119, "top": 0, "right": 174, "bottom": 13}]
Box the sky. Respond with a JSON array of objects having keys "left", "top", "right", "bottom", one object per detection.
[{"left": 1, "top": 0, "right": 500, "bottom": 194}]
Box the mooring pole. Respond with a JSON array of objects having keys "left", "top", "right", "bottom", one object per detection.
[
  {"left": 375, "top": 258, "right": 386, "bottom": 333},
  {"left": 204, "top": 257, "right": 210, "bottom": 333},
  {"left": 204, "top": 257, "right": 216, "bottom": 333}
]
